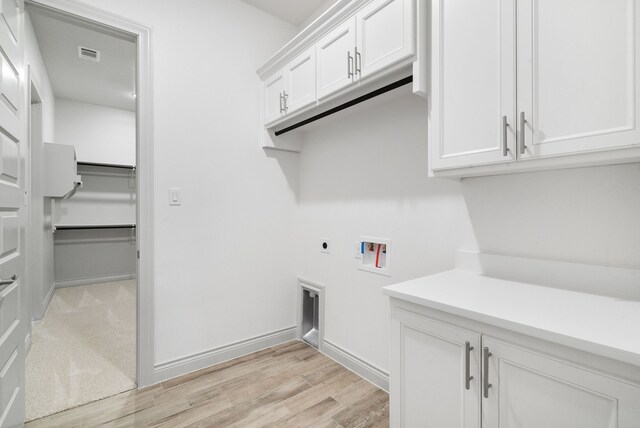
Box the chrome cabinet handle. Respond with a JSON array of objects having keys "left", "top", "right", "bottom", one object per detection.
[
  {"left": 465, "top": 341, "right": 474, "bottom": 390},
  {"left": 519, "top": 111, "right": 527, "bottom": 155},
  {"left": 0, "top": 275, "right": 16, "bottom": 293},
  {"left": 347, "top": 51, "right": 354, "bottom": 78},
  {"left": 483, "top": 347, "right": 492, "bottom": 398},
  {"left": 502, "top": 116, "right": 510, "bottom": 157},
  {"left": 283, "top": 91, "right": 288, "bottom": 113},
  {"left": 355, "top": 47, "right": 361, "bottom": 75},
  {"left": 279, "top": 92, "right": 284, "bottom": 114}
]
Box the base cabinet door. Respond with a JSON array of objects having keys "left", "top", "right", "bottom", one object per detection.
[
  {"left": 355, "top": 0, "right": 414, "bottom": 79},
  {"left": 483, "top": 338, "right": 640, "bottom": 428},
  {"left": 391, "top": 309, "right": 481, "bottom": 428}
]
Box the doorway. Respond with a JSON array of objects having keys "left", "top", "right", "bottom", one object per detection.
[{"left": 23, "top": 2, "right": 150, "bottom": 421}]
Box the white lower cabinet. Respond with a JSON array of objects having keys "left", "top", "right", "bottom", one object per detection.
[
  {"left": 390, "top": 308, "right": 640, "bottom": 428},
  {"left": 391, "top": 309, "right": 480, "bottom": 427}
]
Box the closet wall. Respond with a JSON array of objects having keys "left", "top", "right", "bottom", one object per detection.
[{"left": 53, "top": 98, "right": 136, "bottom": 287}]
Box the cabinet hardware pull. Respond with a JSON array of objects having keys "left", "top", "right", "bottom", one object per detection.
[
  {"left": 0, "top": 274, "right": 16, "bottom": 293},
  {"left": 347, "top": 51, "right": 354, "bottom": 78},
  {"left": 283, "top": 91, "right": 288, "bottom": 112},
  {"left": 519, "top": 111, "right": 527, "bottom": 155},
  {"left": 502, "top": 116, "right": 510, "bottom": 157},
  {"left": 355, "top": 47, "right": 361, "bottom": 75},
  {"left": 279, "top": 92, "right": 284, "bottom": 114},
  {"left": 465, "top": 341, "right": 474, "bottom": 390},
  {"left": 483, "top": 347, "right": 492, "bottom": 398}
]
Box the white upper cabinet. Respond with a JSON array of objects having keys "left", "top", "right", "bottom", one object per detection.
[
  {"left": 356, "top": 0, "right": 414, "bottom": 79},
  {"left": 264, "top": 71, "right": 286, "bottom": 125},
  {"left": 430, "top": 0, "right": 516, "bottom": 170},
  {"left": 517, "top": 0, "right": 640, "bottom": 159},
  {"left": 284, "top": 47, "right": 316, "bottom": 114},
  {"left": 317, "top": 18, "right": 357, "bottom": 100},
  {"left": 429, "top": 0, "right": 640, "bottom": 176}
]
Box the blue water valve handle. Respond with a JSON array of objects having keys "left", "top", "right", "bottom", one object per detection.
[{"left": 361, "top": 242, "right": 364, "bottom": 254}]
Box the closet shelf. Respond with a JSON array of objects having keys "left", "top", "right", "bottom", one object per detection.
[
  {"left": 77, "top": 161, "right": 135, "bottom": 170},
  {"left": 54, "top": 224, "right": 136, "bottom": 231}
]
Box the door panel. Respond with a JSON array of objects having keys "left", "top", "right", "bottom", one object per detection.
[
  {"left": 430, "top": 0, "right": 516, "bottom": 170},
  {"left": 316, "top": 18, "right": 356, "bottom": 99},
  {"left": 263, "top": 71, "right": 285, "bottom": 125},
  {"left": 518, "top": 0, "right": 640, "bottom": 158},
  {"left": 284, "top": 48, "right": 316, "bottom": 114},
  {"left": 0, "top": 0, "right": 24, "bottom": 426},
  {"left": 356, "top": 0, "right": 414, "bottom": 79},
  {"left": 391, "top": 309, "right": 481, "bottom": 428},
  {"left": 483, "top": 338, "right": 640, "bottom": 428}
]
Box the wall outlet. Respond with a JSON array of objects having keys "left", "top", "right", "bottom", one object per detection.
[{"left": 320, "top": 239, "right": 331, "bottom": 254}]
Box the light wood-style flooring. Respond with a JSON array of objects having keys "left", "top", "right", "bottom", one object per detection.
[{"left": 26, "top": 341, "right": 389, "bottom": 427}]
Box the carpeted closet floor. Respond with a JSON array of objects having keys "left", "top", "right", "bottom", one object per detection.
[{"left": 25, "top": 280, "right": 137, "bottom": 422}]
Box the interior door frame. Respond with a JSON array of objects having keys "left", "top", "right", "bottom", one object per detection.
[{"left": 24, "top": 0, "right": 155, "bottom": 387}]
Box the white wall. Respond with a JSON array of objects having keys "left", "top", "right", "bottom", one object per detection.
[
  {"left": 70, "top": 0, "right": 300, "bottom": 367},
  {"left": 296, "top": 88, "right": 640, "bottom": 377},
  {"left": 25, "top": 12, "right": 57, "bottom": 321},
  {"left": 461, "top": 163, "right": 640, "bottom": 269},
  {"left": 55, "top": 98, "right": 136, "bottom": 165},
  {"left": 296, "top": 90, "right": 475, "bottom": 373}
]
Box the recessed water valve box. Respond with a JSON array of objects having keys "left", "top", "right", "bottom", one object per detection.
[{"left": 357, "top": 236, "right": 391, "bottom": 276}]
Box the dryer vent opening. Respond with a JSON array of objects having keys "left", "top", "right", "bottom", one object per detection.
[{"left": 299, "top": 281, "right": 324, "bottom": 350}]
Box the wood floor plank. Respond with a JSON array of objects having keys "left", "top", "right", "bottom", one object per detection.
[{"left": 25, "top": 341, "right": 389, "bottom": 428}]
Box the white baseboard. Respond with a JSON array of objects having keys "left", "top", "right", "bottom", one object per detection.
[
  {"left": 322, "top": 339, "right": 389, "bottom": 392},
  {"left": 42, "top": 281, "right": 55, "bottom": 315},
  {"left": 25, "top": 332, "right": 32, "bottom": 354},
  {"left": 55, "top": 273, "right": 136, "bottom": 288},
  {"left": 154, "top": 327, "right": 298, "bottom": 383}
]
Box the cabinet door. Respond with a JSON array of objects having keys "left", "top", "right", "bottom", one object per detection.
[
  {"left": 264, "top": 71, "right": 285, "bottom": 125},
  {"left": 390, "top": 309, "right": 481, "bottom": 428},
  {"left": 483, "top": 338, "right": 640, "bottom": 428},
  {"left": 284, "top": 47, "right": 316, "bottom": 114},
  {"left": 429, "top": 0, "right": 516, "bottom": 170},
  {"left": 517, "top": 0, "right": 640, "bottom": 158},
  {"left": 317, "top": 17, "right": 356, "bottom": 99},
  {"left": 355, "top": 0, "right": 414, "bottom": 79}
]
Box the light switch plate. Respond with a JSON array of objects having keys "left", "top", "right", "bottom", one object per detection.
[{"left": 169, "top": 188, "right": 181, "bottom": 206}]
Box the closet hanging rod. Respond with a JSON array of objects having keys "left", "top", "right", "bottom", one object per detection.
[
  {"left": 77, "top": 161, "right": 136, "bottom": 170},
  {"left": 274, "top": 75, "right": 414, "bottom": 137},
  {"left": 54, "top": 224, "right": 136, "bottom": 231}
]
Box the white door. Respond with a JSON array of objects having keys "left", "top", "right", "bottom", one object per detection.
[
  {"left": 0, "top": 0, "right": 25, "bottom": 427},
  {"left": 517, "top": 0, "right": 640, "bottom": 159},
  {"left": 390, "top": 309, "right": 481, "bottom": 428},
  {"left": 263, "top": 70, "right": 286, "bottom": 125},
  {"left": 283, "top": 47, "right": 316, "bottom": 115},
  {"left": 316, "top": 17, "right": 356, "bottom": 100},
  {"left": 483, "top": 338, "right": 640, "bottom": 428},
  {"left": 429, "top": 0, "right": 516, "bottom": 170},
  {"left": 355, "top": 0, "right": 414, "bottom": 80}
]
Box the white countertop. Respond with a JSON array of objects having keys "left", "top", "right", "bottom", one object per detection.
[{"left": 383, "top": 269, "right": 640, "bottom": 367}]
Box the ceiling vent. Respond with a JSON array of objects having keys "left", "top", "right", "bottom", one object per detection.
[{"left": 78, "top": 46, "right": 100, "bottom": 62}]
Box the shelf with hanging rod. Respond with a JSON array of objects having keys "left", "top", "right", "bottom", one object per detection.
[
  {"left": 54, "top": 224, "right": 136, "bottom": 231},
  {"left": 77, "top": 161, "right": 135, "bottom": 170}
]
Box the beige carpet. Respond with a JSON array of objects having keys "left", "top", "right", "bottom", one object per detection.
[{"left": 26, "top": 280, "right": 137, "bottom": 421}]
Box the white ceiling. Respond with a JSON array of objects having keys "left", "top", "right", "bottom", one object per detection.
[
  {"left": 242, "top": 0, "right": 332, "bottom": 26},
  {"left": 27, "top": 5, "right": 136, "bottom": 111}
]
